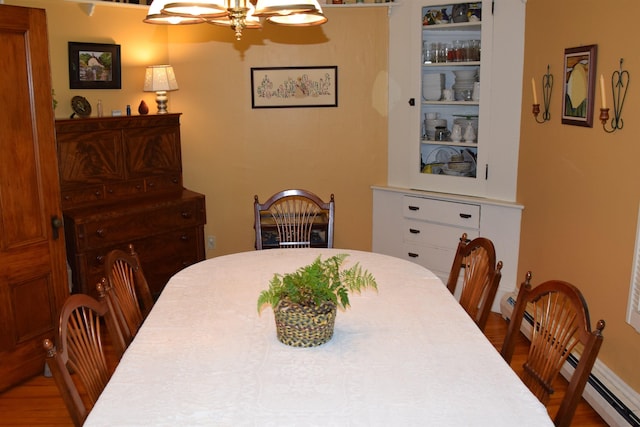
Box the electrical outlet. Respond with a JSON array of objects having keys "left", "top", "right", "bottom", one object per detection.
[{"left": 207, "top": 235, "right": 216, "bottom": 250}]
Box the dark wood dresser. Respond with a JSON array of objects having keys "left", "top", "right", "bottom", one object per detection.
[{"left": 55, "top": 114, "right": 206, "bottom": 297}]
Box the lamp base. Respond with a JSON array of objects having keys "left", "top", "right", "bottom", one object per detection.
[{"left": 155, "top": 91, "right": 168, "bottom": 114}]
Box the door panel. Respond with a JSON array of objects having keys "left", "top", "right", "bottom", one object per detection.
[{"left": 0, "top": 5, "right": 69, "bottom": 391}]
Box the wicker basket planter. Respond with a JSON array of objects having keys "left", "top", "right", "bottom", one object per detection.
[
  {"left": 258, "top": 254, "right": 377, "bottom": 347},
  {"left": 274, "top": 300, "right": 337, "bottom": 347}
]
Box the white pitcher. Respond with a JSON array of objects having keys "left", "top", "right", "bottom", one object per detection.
[
  {"left": 450, "top": 124, "right": 462, "bottom": 142},
  {"left": 472, "top": 81, "right": 480, "bottom": 101},
  {"left": 464, "top": 123, "right": 476, "bottom": 142}
]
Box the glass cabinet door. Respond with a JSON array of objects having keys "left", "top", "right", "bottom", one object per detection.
[{"left": 409, "top": 0, "right": 492, "bottom": 197}]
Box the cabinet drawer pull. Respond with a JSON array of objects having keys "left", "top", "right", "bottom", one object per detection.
[
  {"left": 408, "top": 252, "right": 419, "bottom": 258},
  {"left": 408, "top": 205, "right": 419, "bottom": 211},
  {"left": 409, "top": 228, "right": 420, "bottom": 234},
  {"left": 459, "top": 213, "right": 472, "bottom": 219},
  {"left": 95, "top": 255, "right": 105, "bottom": 265},
  {"left": 181, "top": 211, "right": 192, "bottom": 219},
  {"left": 96, "top": 228, "right": 106, "bottom": 237},
  {"left": 180, "top": 234, "right": 189, "bottom": 241}
]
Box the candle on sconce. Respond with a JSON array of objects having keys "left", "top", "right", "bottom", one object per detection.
[
  {"left": 531, "top": 77, "right": 538, "bottom": 105},
  {"left": 600, "top": 74, "right": 607, "bottom": 109}
]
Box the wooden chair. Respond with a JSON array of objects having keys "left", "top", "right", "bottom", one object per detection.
[
  {"left": 446, "top": 232, "right": 503, "bottom": 330},
  {"left": 501, "top": 271, "right": 605, "bottom": 427},
  {"left": 98, "top": 244, "right": 154, "bottom": 348},
  {"left": 254, "top": 189, "right": 335, "bottom": 250},
  {"left": 43, "top": 294, "right": 125, "bottom": 427}
]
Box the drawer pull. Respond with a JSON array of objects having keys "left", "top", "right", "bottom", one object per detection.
[
  {"left": 180, "top": 234, "right": 189, "bottom": 241},
  {"left": 94, "top": 191, "right": 102, "bottom": 197},
  {"left": 459, "top": 213, "right": 472, "bottom": 219},
  {"left": 148, "top": 182, "right": 155, "bottom": 188},
  {"left": 409, "top": 228, "right": 420, "bottom": 234},
  {"left": 181, "top": 211, "right": 192, "bottom": 219},
  {"left": 95, "top": 228, "right": 106, "bottom": 237},
  {"left": 408, "top": 205, "right": 419, "bottom": 211},
  {"left": 408, "top": 252, "right": 419, "bottom": 258},
  {"left": 95, "top": 255, "right": 105, "bottom": 265}
]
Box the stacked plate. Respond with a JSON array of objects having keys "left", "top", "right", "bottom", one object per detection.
[
  {"left": 452, "top": 68, "right": 478, "bottom": 101},
  {"left": 422, "top": 73, "right": 444, "bottom": 101},
  {"left": 423, "top": 118, "right": 447, "bottom": 140}
]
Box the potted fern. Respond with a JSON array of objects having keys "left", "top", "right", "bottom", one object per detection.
[{"left": 257, "top": 253, "right": 378, "bottom": 347}]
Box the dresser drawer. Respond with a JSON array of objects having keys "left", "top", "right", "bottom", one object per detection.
[
  {"left": 403, "top": 219, "right": 479, "bottom": 246},
  {"left": 80, "top": 228, "right": 203, "bottom": 297},
  {"left": 403, "top": 196, "right": 480, "bottom": 229},
  {"left": 61, "top": 185, "right": 105, "bottom": 209},
  {"left": 80, "top": 200, "right": 201, "bottom": 250},
  {"left": 397, "top": 242, "right": 456, "bottom": 279}
]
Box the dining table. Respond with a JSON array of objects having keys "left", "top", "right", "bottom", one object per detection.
[{"left": 84, "top": 248, "right": 553, "bottom": 426}]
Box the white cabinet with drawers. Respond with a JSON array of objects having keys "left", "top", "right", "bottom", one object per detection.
[{"left": 372, "top": 186, "right": 523, "bottom": 311}]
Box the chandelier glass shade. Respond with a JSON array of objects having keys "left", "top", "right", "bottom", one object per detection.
[{"left": 144, "top": 0, "right": 327, "bottom": 40}]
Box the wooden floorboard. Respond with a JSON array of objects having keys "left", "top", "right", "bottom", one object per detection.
[{"left": 0, "top": 312, "right": 608, "bottom": 426}]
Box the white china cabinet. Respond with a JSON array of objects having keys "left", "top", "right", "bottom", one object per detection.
[{"left": 375, "top": 0, "right": 526, "bottom": 310}]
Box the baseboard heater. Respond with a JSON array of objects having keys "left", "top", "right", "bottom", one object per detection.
[{"left": 500, "top": 294, "right": 640, "bottom": 427}]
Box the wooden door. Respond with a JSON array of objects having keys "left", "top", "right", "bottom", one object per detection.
[{"left": 0, "top": 5, "right": 69, "bottom": 391}]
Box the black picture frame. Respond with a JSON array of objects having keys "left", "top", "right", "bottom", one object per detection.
[
  {"left": 562, "top": 44, "right": 597, "bottom": 127},
  {"left": 68, "top": 42, "right": 121, "bottom": 90},
  {"left": 251, "top": 66, "right": 338, "bottom": 109}
]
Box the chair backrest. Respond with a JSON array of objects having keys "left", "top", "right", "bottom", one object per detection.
[
  {"left": 500, "top": 271, "right": 605, "bottom": 427},
  {"left": 446, "top": 232, "right": 503, "bottom": 330},
  {"left": 254, "top": 189, "right": 335, "bottom": 250},
  {"left": 43, "top": 293, "right": 125, "bottom": 427},
  {"left": 98, "top": 244, "right": 154, "bottom": 347}
]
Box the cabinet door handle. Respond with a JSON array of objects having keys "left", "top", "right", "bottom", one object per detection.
[
  {"left": 408, "top": 98, "right": 415, "bottom": 106},
  {"left": 459, "top": 213, "right": 472, "bottom": 219},
  {"left": 409, "top": 228, "right": 420, "bottom": 234},
  {"left": 181, "top": 211, "right": 192, "bottom": 219},
  {"left": 180, "top": 234, "right": 189, "bottom": 241},
  {"left": 408, "top": 205, "right": 419, "bottom": 211},
  {"left": 96, "top": 228, "right": 106, "bottom": 237},
  {"left": 408, "top": 252, "right": 419, "bottom": 258}
]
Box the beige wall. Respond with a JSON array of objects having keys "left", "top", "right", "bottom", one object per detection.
[
  {"left": 519, "top": 0, "right": 640, "bottom": 391},
  {"left": 167, "top": 8, "right": 389, "bottom": 256}
]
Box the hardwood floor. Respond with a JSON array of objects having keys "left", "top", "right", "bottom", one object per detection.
[{"left": 0, "top": 313, "right": 608, "bottom": 426}]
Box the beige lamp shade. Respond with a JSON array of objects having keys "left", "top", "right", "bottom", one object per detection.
[
  {"left": 253, "top": 0, "right": 323, "bottom": 16},
  {"left": 267, "top": 11, "right": 327, "bottom": 26},
  {"left": 162, "top": 0, "right": 227, "bottom": 18},
  {"left": 144, "top": 0, "right": 205, "bottom": 24},
  {"left": 144, "top": 65, "right": 179, "bottom": 114}
]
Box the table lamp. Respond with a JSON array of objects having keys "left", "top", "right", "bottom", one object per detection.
[{"left": 143, "top": 65, "right": 179, "bottom": 114}]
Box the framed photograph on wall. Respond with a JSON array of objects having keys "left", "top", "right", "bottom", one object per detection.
[
  {"left": 68, "top": 42, "right": 121, "bottom": 90},
  {"left": 562, "top": 44, "right": 597, "bottom": 127},
  {"left": 251, "top": 66, "right": 338, "bottom": 109}
]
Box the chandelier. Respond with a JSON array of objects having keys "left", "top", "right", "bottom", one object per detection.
[{"left": 144, "top": 0, "right": 328, "bottom": 41}]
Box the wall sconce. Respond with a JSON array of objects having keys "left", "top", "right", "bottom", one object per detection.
[
  {"left": 532, "top": 65, "right": 553, "bottom": 123},
  {"left": 143, "top": 65, "right": 179, "bottom": 114},
  {"left": 600, "top": 58, "right": 629, "bottom": 133}
]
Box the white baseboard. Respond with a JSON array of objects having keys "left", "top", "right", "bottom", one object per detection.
[{"left": 500, "top": 293, "right": 640, "bottom": 427}]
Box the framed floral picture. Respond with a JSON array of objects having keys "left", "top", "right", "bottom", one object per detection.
[
  {"left": 68, "top": 42, "right": 121, "bottom": 90},
  {"left": 562, "top": 44, "right": 597, "bottom": 127},
  {"left": 250, "top": 66, "right": 338, "bottom": 108}
]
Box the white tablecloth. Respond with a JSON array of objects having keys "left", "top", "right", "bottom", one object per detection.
[{"left": 84, "top": 248, "right": 552, "bottom": 426}]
